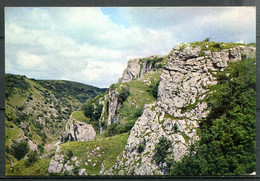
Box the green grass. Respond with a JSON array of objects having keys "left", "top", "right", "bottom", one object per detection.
[
  {"left": 5, "top": 121, "right": 23, "bottom": 146},
  {"left": 5, "top": 74, "right": 104, "bottom": 175},
  {"left": 60, "top": 132, "right": 129, "bottom": 175},
  {"left": 117, "top": 71, "right": 160, "bottom": 122},
  {"left": 72, "top": 111, "right": 89, "bottom": 122},
  {"left": 190, "top": 41, "right": 246, "bottom": 52},
  {"left": 6, "top": 133, "right": 128, "bottom": 176},
  {"left": 6, "top": 157, "right": 51, "bottom": 176}
]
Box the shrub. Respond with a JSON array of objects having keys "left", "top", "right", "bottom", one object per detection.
[
  {"left": 116, "top": 121, "right": 135, "bottom": 134},
  {"left": 212, "top": 43, "right": 221, "bottom": 48},
  {"left": 156, "top": 63, "right": 164, "bottom": 69},
  {"left": 72, "top": 167, "right": 80, "bottom": 175},
  {"left": 24, "top": 151, "right": 38, "bottom": 167},
  {"left": 66, "top": 149, "right": 73, "bottom": 159},
  {"left": 104, "top": 123, "right": 117, "bottom": 137},
  {"left": 93, "top": 103, "right": 103, "bottom": 120},
  {"left": 148, "top": 80, "right": 160, "bottom": 99},
  {"left": 10, "top": 140, "right": 29, "bottom": 160},
  {"left": 104, "top": 121, "right": 135, "bottom": 137},
  {"left": 137, "top": 139, "right": 146, "bottom": 153},
  {"left": 133, "top": 107, "right": 143, "bottom": 119},
  {"left": 118, "top": 86, "right": 130, "bottom": 104},
  {"left": 37, "top": 143, "right": 44, "bottom": 154},
  {"left": 203, "top": 37, "right": 210, "bottom": 42},
  {"left": 83, "top": 102, "right": 94, "bottom": 119},
  {"left": 199, "top": 51, "right": 205, "bottom": 57},
  {"left": 154, "top": 136, "right": 172, "bottom": 165},
  {"left": 17, "top": 105, "right": 25, "bottom": 111},
  {"left": 173, "top": 123, "right": 178, "bottom": 132},
  {"left": 64, "top": 149, "right": 73, "bottom": 163}
]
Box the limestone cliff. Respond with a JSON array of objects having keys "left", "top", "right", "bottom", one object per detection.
[
  {"left": 99, "top": 55, "right": 166, "bottom": 129},
  {"left": 103, "top": 43, "right": 256, "bottom": 175},
  {"left": 62, "top": 115, "right": 96, "bottom": 142},
  {"left": 119, "top": 55, "right": 166, "bottom": 83}
]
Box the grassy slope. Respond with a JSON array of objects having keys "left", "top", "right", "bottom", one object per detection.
[
  {"left": 5, "top": 74, "right": 105, "bottom": 175},
  {"left": 8, "top": 133, "right": 129, "bottom": 176},
  {"left": 118, "top": 71, "right": 161, "bottom": 122},
  {"left": 61, "top": 132, "right": 129, "bottom": 175}
]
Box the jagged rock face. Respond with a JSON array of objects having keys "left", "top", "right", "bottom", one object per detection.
[
  {"left": 48, "top": 145, "right": 65, "bottom": 174},
  {"left": 107, "top": 89, "right": 121, "bottom": 126},
  {"left": 62, "top": 116, "right": 96, "bottom": 142},
  {"left": 158, "top": 44, "right": 256, "bottom": 115},
  {"left": 120, "top": 59, "right": 141, "bottom": 83},
  {"left": 99, "top": 94, "right": 108, "bottom": 133},
  {"left": 119, "top": 55, "right": 165, "bottom": 83},
  {"left": 106, "top": 44, "right": 256, "bottom": 175}
]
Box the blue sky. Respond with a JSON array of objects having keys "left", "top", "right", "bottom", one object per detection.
[{"left": 5, "top": 7, "right": 256, "bottom": 88}]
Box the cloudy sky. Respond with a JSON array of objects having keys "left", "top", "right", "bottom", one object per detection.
[{"left": 5, "top": 7, "right": 255, "bottom": 88}]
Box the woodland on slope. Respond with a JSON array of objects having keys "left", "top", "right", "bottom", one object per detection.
[{"left": 5, "top": 41, "right": 256, "bottom": 176}]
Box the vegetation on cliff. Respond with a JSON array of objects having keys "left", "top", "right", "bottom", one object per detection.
[{"left": 169, "top": 57, "right": 256, "bottom": 175}]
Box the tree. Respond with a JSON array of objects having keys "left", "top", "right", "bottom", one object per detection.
[
  {"left": 154, "top": 136, "right": 172, "bottom": 165},
  {"left": 24, "top": 151, "right": 38, "bottom": 167},
  {"left": 203, "top": 37, "right": 210, "bottom": 42},
  {"left": 118, "top": 86, "right": 130, "bottom": 104},
  {"left": 83, "top": 102, "right": 94, "bottom": 119},
  {"left": 10, "top": 140, "right": 29, "bottom": 160},
  {"left": 170, "top": 58, "right": 256, "bottom": 175}
]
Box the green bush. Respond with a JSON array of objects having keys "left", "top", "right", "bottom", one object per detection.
[
  {"left": 199, "top": 51, "right": 205, "bottom": 57},
  {"left": 148, "top": 80, "right": 160, "bottom": 99},
  {"left": 64, "top": 149, "right": 73, "bottom": 163},
  {"left": 10, "top": 140, "right": 29, "bottom": 160},
  {"left": 212, "top": 43, "right": 221, "bottom": 48},
  {"left": 203, "top": 37, "right": 210, "bottom": 42},
  {"left": 104, "top": 121, "right": 135, "bottom": 137},
  {"left": 173, "top": 123, "right": 178, "bottom": 133},
  {"left": 116, "top": 121, "right": 135, "bottom": 134},
  {"left": 118, "top": 86, "right": 130, "bottom": 104},
  {"left": 104, "top": 123, "right": 117, "bottom": 137},
  {"left": 156, "top": 63, "right": 163, "bottom": 69},
  {"left": 133, "top": 107, "right": 143, "bottom": 118},
  {"left": 37, "top": 143, "right": 44, "bottom": 154},
  {"left": 154, "top": 136, "right": 172, "bottom": 165},
  {"left": 83, "top": 102, "right": 94, "bottom": 119},
  {"left": 137, "top": 139, "right": 146, "bottom": 154},
  {"left": 24, "top": 151, "right": 38, "bottom": 167},
  {"left": 93, "top": 103, "right": 103, "bottom": 120},
  {"left": 17, "top": 105, "right": 25, "bottom": 111}
]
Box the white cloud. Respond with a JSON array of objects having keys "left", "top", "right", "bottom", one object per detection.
[
  {"left": 82, "top": 60, "right": 126, "bottom": 81},
  {"left": 16, "top": 51, "right": 44, "bottom": 70},
  {"left": 5, "top": 7, "right": 256, "bottom": 88}
]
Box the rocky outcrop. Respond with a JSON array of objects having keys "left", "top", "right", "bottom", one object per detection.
[
  {"left": 104, "top": 44, "right": 256, "bottom": 175},
  {"left": 48, "top": 145, "right": 65, "bottom": 174},
  {"left": 107, "top": 89, "right": 120, "bottom": 126},
  {"left": 119, "top": 55, "right": 165, "bottom": 83},
  {"left": 62, "top": 116, "right": 96, "bottom": 142},
  {"left": 120, "top": 58, "right": 141, "bottom": 83}
]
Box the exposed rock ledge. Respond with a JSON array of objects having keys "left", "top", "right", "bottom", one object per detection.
[{"left": 62, "top": 115, "right": 96, "bottom": 142}]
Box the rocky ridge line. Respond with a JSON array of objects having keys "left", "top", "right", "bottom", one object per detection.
[{"left": 102, "top": 43, "right": 256, "bottom": 175}]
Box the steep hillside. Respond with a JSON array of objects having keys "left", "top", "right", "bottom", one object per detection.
[
  {"left": 104, "top": 42, "right": 256, "bottom": 175},
  {"left": 5, "top": 74, "right": 106, "bottom": 175},
  {"left": 5, "top": 41, "right": 256, "bottom": 176},
  {"left": 42, "top": 55, "right": 167, "bottom": 175}
]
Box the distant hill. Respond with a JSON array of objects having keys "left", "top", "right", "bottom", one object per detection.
[{"left": 5, "top": 74, "right": 106, "bottom": 174}]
